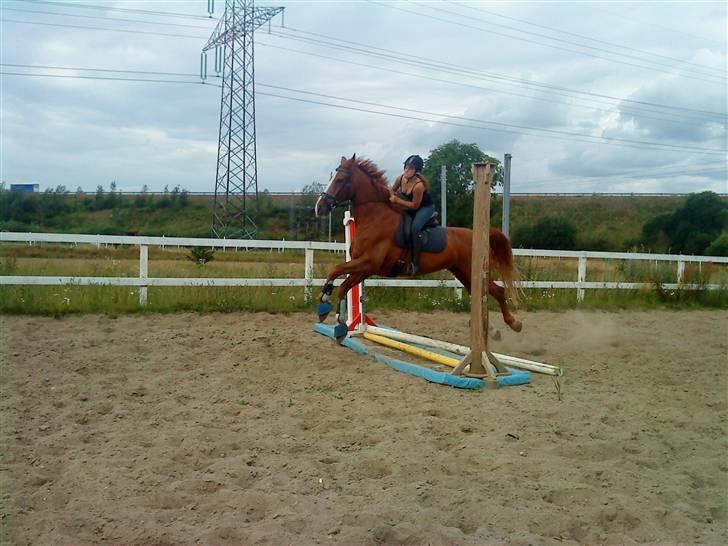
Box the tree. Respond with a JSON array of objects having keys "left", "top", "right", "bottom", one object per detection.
[
  {"left": 135, "top": 185, "right": 149, "bottom": 208},
  {"left": 513, "top": 216, "right": 577, "bottom": 250},
  {"left": 421, "top": 139, "right": 502, "bottom": 228},
  {"left": 666, "top": 192, "right": 727, "bottom": 254},
  {"left": 300, "top": 181, "right": 325, "bottom": 208},
  {"left": 94, "top": 185, "right": 105, "bottom": 210},
  {"left": 640, "top": 191, "right": 727, "bottom": 254},
  {"left": 705, "top": 232, "right": 728, "bottom": 256}
]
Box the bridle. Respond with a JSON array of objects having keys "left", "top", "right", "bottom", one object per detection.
[{"left": 318, "top": 166, "right": 353, "bottom": 210}]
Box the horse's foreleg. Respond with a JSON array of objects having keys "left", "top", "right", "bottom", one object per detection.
[
  {"left": 317, "top": 256, "right": 374, "bottom": 322},
  {"left": 326, "top": 273, "right": 367, "bottom": 342},
  {"left": 336, "top": 273, "right": 367, "bottom": 302},
  {"left": 489, "top": 276, "right": 522, "bottom": 332}
]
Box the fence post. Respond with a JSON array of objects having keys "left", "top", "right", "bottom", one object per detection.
[
  {"left": 454, "top": 285, "right": 463, "bottom": 303},
  {"left": 139, "top": 245, "right": 149, "bottom": 306},
  {"left": 304, "top": 248, "right": 314, "bottom": 303},
  {"left": 677, "top": 259, "right": 685, "bottom": 284},
  {"left": 577, "top": 253, "right": 587, "bottom": 303}
]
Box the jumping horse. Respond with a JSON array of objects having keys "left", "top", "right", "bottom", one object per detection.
[{"left": 315, "top": 154, "right": 522, "bottom": 342}]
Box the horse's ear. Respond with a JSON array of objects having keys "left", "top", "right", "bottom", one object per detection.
[
  {"left": 350, "top": 153, "right": 356, "bottom": 162},
  {"left": 340, "top": 155, "right": 347, "bottom": 164}
]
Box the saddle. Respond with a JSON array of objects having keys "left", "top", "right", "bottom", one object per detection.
[{"left": 395, "top": 211, "right": 448, "bottom": 253}]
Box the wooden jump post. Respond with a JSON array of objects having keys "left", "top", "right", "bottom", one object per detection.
[{"left": 450, "top": 162, "right": 501, "bottom": 386}]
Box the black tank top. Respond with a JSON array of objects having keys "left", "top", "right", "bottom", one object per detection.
[{"left": 397, "top": 176, "right": 434, "bottom": 208}]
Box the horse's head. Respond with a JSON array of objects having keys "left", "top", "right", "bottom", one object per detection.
[{"left": 315, "top": 154, "right": 360, "bottom": 217}]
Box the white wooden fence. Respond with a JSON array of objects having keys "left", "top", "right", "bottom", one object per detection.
[{"left": 1, "top": 232, "right": 726, "bottom": 305}]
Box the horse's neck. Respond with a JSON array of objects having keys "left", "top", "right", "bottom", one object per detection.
[{"left": 352, "top": 202, "right": 400, "bottom": 232}]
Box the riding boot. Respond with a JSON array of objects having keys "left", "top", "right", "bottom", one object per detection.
[{"left": 410, "top": 232, "right": 423, "bottom": 275}]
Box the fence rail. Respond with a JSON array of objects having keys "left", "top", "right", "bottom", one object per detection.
[{"left": 1, "top": 232, "right": 726, "bottom": 305}]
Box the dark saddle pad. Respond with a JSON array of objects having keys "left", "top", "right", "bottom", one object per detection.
[{"left": 395, "top": 212, "right": 448, "bottom": 253}]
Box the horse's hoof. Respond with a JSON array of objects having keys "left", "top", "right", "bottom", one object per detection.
[
  {"left": 334, "top": 322, "right": 349, "bottom": 344},
  {"left": 317, "top": 302, "right": 332, "bottom": 322},
  {"left": 509, "top": 319, "right": 523, "bottom": 333}
]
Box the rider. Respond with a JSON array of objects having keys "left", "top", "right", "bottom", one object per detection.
[{"left": 389, "top": 154, "right": 436, "bottom": 275}]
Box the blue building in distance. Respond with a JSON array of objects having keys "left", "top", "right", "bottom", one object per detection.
[{"left": 9, "top": 183, "right": 40, "bottom": 193}]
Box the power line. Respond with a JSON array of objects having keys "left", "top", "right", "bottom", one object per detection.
[
  {"left": 368, "top": 0, "right": 726, "bottom": 86},
  {"left": 4, "top": 11, "right": 723, "bottom": 122},
  {"left": 587, "top": 4, "right": 726, "bottom": 48},
  {"left": 0, "top": 17, "right": 208, "bottom": 40},
  {"left": 413, "top": 0, "right": 725, "bottom": 80},
  {"left": 253, "top": 83, "right": 726, "bottom": 154},
  {"left": 0, "top": 71, "right": 219, "bottom": 86},
  {"left": 2, "top": 7, "right": 217, "bottom": 30},
  {"left": 1, "top": 63, "right": 218, "bottom": 79},
  {"left": 271, "top": 26, "right": 727, "bottom": 120},
  {"left": 4, "top": 65, "right": 724, "bottom": 155},
  {"left": 7, "top": 56, "right": 718, "bottom": 151},
  {"left": 6, "top": 9, "right": 695, "bottom": 124},
  {"left": 254, "top": 40, "right": 712, "bottom": 129},
  {"left": 449, "top": 0, "right": 726, "bottom": 76},
  {"left": 19, "top": 0, "right": 213, "bottom": 21},
  {"left": 253, "top": 90, "right": 726, "bottom": 156},
  {"left": 268, "top": 30, "right": 714, "bottom": 125}
]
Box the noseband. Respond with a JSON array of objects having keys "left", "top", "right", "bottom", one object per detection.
[{"left": 318, "top": 166, "right": 353, "bottom": 209}]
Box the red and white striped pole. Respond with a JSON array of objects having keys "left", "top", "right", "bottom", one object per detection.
[{"left": 343, "top": 211, "right": 375, "bottom": 333}]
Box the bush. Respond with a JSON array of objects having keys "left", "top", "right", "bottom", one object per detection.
[
  {"left": 155, "top": 197, "right": 172, "bottom": 209},
  {"left": 513, "top": 215, "right": 577, "bottom": 250},
  {"left": 579, "top": 225, "right": 618, "bottom": 251},
  {"left": 641, "top": 213, "right": 672, "bottom": 245},
  {"left": 705, "top": 232, "right": 728, "bottom": 257},
  {"left": 187, "top": 247, "right": 215, "bottom": 265},
  {"left": 640, "top": 191, "right": 727, "bottom": 254}
]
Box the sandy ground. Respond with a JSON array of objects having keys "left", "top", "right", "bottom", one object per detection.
[{"left": 0, "top": 309, "right": 726, "bottom": 545}]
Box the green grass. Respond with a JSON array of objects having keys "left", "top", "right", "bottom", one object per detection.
[
  {"left": 1, "top": 244, "right": 726, "bottom": 315},
  {"left": 2, "top": 283, "right": 725, "bottom": 316}
]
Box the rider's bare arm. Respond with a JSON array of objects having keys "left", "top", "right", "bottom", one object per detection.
[{"left": 391, "top": 175, "right": 402, "bottom": 193}]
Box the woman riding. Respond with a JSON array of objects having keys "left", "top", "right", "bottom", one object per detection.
[{"left": 389, "top": 154, "right": 436, "bottom": 275}]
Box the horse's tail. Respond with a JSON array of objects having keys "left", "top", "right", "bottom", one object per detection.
[{"left": 490, "top": 229, "right": 522, "bottom": 305}]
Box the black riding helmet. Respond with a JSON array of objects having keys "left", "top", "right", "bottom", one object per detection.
[{"left": 403, "top": 154, "right": 424, "bottom": 173}]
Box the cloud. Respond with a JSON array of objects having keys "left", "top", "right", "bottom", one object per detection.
[{"left": 0, "top": 0, "right": 725, "bottom": 195}]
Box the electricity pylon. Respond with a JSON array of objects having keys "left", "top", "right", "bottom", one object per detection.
[{"left": 202, "top": 0, "right": 284, "bottom": 239}]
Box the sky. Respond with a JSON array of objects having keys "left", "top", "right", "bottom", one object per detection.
[{"left": 1, "top": 0, "right": 726, "bottom": 195}]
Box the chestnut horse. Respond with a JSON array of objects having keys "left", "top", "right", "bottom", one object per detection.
[{"left": 315, "top": 154, "right": 522, "bottom": 339}]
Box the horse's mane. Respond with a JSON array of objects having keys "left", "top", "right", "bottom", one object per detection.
[{"left": 355, "top": 158, "right": 390, "bottom": 188}]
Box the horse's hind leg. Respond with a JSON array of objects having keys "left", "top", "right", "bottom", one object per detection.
[
  {"left": 489, "top": 277, "right": 522, "bottom": 332},
  {"left": 450, "top": 266, "right": 521, "bottom": 333}
]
